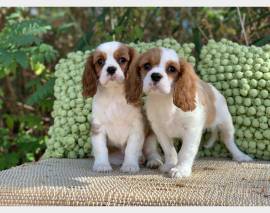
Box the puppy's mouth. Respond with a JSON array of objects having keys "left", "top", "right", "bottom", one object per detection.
[
  {"left": 149, "top": 82, "right": 160, "bottom": 91},
  {"left": 108, "top": 75, "right": 117, "bottom": 81},
  {"left": 104, "top": 75, "right": 124, "bottom": 84},
  {"left": 146, "top": 82, "right": 171, "bottom": 95}
]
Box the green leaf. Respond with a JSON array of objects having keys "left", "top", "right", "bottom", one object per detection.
[
  {"left": 26, "top": 153, "right": 35, "bottom": 161},
  {"left": 193, "top": 27, "right": 202, "bottom": 69},
  {"left": 5, "top": 115, "right": 15, "bottom": 130},
  {"left": 14, "top": 35, "right": 41, "bottom": 47},
  {"left": 14, "top": 51, "right": 28, "bottom": 68},
  {"left": 0, "top": 49, "right": 14, "bottom": 67},
  {"left": 5, "top": 153, "right": 20, "bottom": 168},
  {"left": 252, "top": 36, "right": 270, "bottom": 46},
  {"left": 26, "top": 77, "right": 55, "bottom": 105}
]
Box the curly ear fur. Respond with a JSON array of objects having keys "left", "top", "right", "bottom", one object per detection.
[
  {"left": 82, "top": 53, "right": 97, "bottom": 97},
  {"left": 125, "top": 48, "right": 142, "bottom": 105},
  {"left": 173, "top": 59, "right": 198, "bottom": 112}
]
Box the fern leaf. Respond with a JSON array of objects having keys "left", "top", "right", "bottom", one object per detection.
[{"left": 26, "top": 78, "right": 55, "bottom": 106}]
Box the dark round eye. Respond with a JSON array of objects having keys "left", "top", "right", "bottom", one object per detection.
[
  {"left": 167, "top": 65, "right": 176, "bottom": 73},
  {"left": 118, "top": 57, "right": 127, "bottom": 64},
  {"left": 143, "top": 63, "right": 152, "bottom": 71},
  {"left": 97, "top": 59, "right": 104, "bottom": 66}
]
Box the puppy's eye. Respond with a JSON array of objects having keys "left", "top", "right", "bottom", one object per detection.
[
  {"left": 143, "top": 63, "right": 152, "bottom": 71},
  {"left": 97, "top": 59, "right": 105, "bottom": 66},
  {"left": 167, "top": 65, "right": 176, "bottom": 73},
  {"left": 118, "top": 57, "right": 127, "bottom": 64}
]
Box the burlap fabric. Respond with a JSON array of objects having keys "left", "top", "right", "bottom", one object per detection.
[{"left": 0, "top": 158, "right": 269, "bottom": 206}]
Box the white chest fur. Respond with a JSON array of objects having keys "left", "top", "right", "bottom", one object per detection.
[
  {"left": 145, "top": 93, "right": 204, "bottom": 138},
  {"left": 92, "top": 83, "right": 142, "bottom": 148}
]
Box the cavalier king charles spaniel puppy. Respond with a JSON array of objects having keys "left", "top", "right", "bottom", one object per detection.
[
  {"left": 125, "top": 47, "right": 252, "bottom": 178},
  {"left": 82, "top": 41, "right": 162, "bottom": 173}
]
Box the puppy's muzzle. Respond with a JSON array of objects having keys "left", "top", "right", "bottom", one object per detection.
[
  {"left": 107, "top": 66, "right": 116, "bottom": 75},
  {"left": 151, "top": 73, "right": 163, "bottom": 82}
]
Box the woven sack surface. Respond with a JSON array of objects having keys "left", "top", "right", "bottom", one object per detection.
[{"left": 0, "top": 158, "right": 270, "bottom": 206}]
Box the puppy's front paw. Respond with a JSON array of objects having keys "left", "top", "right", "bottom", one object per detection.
[
  {"left": 233, "top": 154, "right": 253, "bottom": 162},
  {"left": 159, "top": 163, "right": 175, "bottom": 173},
  {"left": 169, "top": 166, "right": 191, "bottom": 178},
  {"left": 92, "top": 163, "right": 112, "bottom": 173},
  {"left": 120, "top": 163, "right": 140, "bottom": 173},
  {"left": 146, "top": 158, "right": 163, "bottom": 169}
]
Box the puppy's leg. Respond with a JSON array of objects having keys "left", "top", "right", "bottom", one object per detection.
[
  {"left": 203, "top": 127, "right": 218, "bottom": 149},
  {"left": 154, "top": 130, "right": 178, "bottom": 173},
  {"left": 219, "top": 117, "right": 253, "bottom": 162},
  {"left": 91, "top": 124, "right": 112, "bottom": 172},
  {"left": 170, "top": 128, "right": 202, "bottom": 178},
  {"left": 120, "top": 124, "right": 144, "bottom": 173},
  {"left": 143, "top": 133, "right": 163, "bottom": 169}
]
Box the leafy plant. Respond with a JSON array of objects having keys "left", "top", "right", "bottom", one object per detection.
[
  {"left": 0, "top": 128, "right": 46, "bottom": 170},
  {"left": 0, "top": 10, "right": 58, "bottom": 78}
]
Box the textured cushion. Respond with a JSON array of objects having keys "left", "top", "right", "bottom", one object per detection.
[
  {"left": 198, "top": 39, "right": 270, "bottom": 160},
  {"left": 0, "top": 158, "right": 270, "bottom": 206}
]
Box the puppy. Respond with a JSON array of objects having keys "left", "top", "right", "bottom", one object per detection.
[
  {"left": 82, "top": 41, "right": 162, "bottom": 173},
  {"left": 125, "top": 47, "right": 252, "bottom": 178}
]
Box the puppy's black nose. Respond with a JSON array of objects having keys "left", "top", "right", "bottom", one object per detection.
[
  {"left": 151, "top": 73, "right": 163, "bottom": 82},
  {"left": 107, "top": 66, "right": 116, "bottom": 75}
]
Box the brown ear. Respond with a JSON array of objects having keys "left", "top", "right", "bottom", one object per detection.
[
  {"left": 126, "top": 46, "right": 137, "bottom": 75},
  {"left": 82, "top": 53, "right": 97, "bottom": 97},
  {"left": 173, "top": 59, "right": 198, "bottom": 111},
  {"left": 125, "top": 48, "right": 142, "bottom": 105}
]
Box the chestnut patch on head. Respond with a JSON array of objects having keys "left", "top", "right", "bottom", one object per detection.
[
  {"left": 82, "top": 50, "right": 107, "bottom": 97},
  {"left": 113, "top": 45, "right": 131, "bottom": 73},
  {"left": 138, "top": 48, "right": 161, "bottom": 77},
  {"left": 92, "top": 51, "right": 107, "bottom": 77}
]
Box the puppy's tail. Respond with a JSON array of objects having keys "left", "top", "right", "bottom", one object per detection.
[{"left": 203, "top": 127, "right": 219, "bottom": 149}]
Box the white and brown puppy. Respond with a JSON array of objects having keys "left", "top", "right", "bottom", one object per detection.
[
  {"left": 82, "top": 41, "right": 162, "bottom": 173},
  {"left": 125, "top": 47, "right": 252, "bottom": 178}
]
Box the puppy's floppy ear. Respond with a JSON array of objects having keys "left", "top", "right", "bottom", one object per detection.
[
  {"left": 125, "top": 48, "right": 142, "bottom": 105},
  {"left": 127, "top": 46, "right": 137, "bottom": 73},
  {"left": 173, "top": 59, "right": 198, "bottom": 111},
  {"left": 82, "top": 53, "right": 97, "bottom": 97}
]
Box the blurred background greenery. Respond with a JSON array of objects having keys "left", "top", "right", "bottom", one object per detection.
[{"left": 0, "top": 7, "right": 269, "bottom": 170}]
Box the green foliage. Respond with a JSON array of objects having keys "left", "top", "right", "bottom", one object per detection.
[
  {"left": 0, "top": 128, "right": 46, "bottom": 171},
  {"left": 0, "top": 9, "right": 58, "bottom": 78},
  {"left": 0, "top": 9, "right": 58, "bottom": 113},
  {"left": 26, "top": 77, "right": 55, "bottom": 106}
]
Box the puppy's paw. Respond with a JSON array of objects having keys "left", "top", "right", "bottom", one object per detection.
[
  {"left": 169, "top": 166, "right": 191, "bottom": 178},
  {"left": 120, "top": 163, "right": 140, "bottom": 173},
  {"left": 146, "top": 158, "right": 163, "bottom": 169},
  {"left": 92, "top": 163, "right": 112, "bottom": 173},
  {"left": 159, "top": 163, "right": 175, "bottom": 173},
  {"left": 233, "top": 154, "right": 253, "bottom": 162}
]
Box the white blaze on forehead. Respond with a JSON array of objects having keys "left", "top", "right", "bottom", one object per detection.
[
  {"left": 160, "top": 48, "right": 179, "bottom": 67},
  {"left": 142, "top": 48, "right": 180, "bottom": 95},
  {"left": 96, "top": 41, "right": 125, "bottom": 86},
  {"left": 97, "top": 41, "right": 122, "bottom": 56}
]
